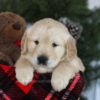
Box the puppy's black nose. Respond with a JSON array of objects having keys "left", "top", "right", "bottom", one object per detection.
[{"left": 37, "top": 55, "right": 48, "bottom": 65}]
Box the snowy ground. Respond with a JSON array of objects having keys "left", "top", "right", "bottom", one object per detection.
[
  {"left": 83, "top": 80, "right": 100, "bottom": 100},
  {"left": 84, "top": 0, "right": 100, "bottom": 100},
  {"left": 88, "top": 0, "right": 100, "bottom": 10}
]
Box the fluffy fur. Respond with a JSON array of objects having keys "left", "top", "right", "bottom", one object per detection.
[
  {"left": 0, "top": 12, "right": 26, "bottom": 66},
  {"left": 15, "top": 18, "right": 85, "bottom": 92}
]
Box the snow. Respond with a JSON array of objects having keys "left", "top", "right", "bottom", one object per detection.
[
  {"left": 88, "top": 0, "right": 100, "bottom": 10},
  {"left": 84, "top": 1, "right": 100, "bottom": 100}
]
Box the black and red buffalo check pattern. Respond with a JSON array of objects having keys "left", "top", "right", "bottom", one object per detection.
[{"left": 0, "top": 64, "right": 85, "bottom": 100}]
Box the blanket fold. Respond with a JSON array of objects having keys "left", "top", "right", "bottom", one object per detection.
[{"left": 0, "top": 64, "right": 85, "bottom": 100}]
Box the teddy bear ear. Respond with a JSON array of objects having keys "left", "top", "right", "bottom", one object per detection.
[{"left": 59, "top": 17, "right": 83, "bottom": 40}]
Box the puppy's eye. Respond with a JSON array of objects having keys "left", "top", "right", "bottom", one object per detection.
[
  {"left": 52, "top": 43, "right": 58, "bottom": 47},
  {"left": 34, "top": 40, "right": 39, "bottom": 45}
]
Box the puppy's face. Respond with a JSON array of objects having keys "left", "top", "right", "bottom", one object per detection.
[{"left": 21, "top": 18, "right": 76, "bottom": 73}]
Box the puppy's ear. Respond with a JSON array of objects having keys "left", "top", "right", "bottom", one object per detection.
[
  {"left": 65, "top": 36, "right": 77, "bottom": 61},
  {"left": 21, "top": 28, "right": 30, "bottom": 54},
  {"left": 21, "top": 33, "right": 27, "bottom": 54},
  {"left": 64, "top": 36, "right": 85, "bottom": 72}
]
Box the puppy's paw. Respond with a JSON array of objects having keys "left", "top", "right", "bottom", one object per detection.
[
  {"left": 15, "top": 67, "right": 34, "bottom": 85},
  {"left": 51, "top": 72, "right": 69, "bottom": 92}
]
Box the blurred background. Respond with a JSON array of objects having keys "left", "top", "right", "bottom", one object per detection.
[{"left": 0, "top": 0, "right": 100, "bottom": 100}]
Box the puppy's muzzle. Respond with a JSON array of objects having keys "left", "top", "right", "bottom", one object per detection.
[{"left": 37, "top": 55, "right": 48, "bottom": 65}]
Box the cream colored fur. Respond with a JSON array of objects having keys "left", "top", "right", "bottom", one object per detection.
[{"left": 15, "top": 18, "right": 85, "bottom": 91}]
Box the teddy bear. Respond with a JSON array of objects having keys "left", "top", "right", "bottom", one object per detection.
[{"left": 0, "top": 12, "right": 26, "bottom": 66}]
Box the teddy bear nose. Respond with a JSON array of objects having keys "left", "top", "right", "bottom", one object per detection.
[
  {"left": 37, "top": 55, "right": 48, "bottom": 65},
  {"left": 12, "top": 23, "right": 21, "bottom": 30}
]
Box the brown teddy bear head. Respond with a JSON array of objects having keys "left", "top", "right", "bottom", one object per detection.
[{"left": 0, "top": 12, "right": 26, "bottom": 41}]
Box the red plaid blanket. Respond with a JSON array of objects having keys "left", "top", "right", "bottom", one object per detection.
[{"left": 0, "top": 64, "right": 85, "bottom": 100}]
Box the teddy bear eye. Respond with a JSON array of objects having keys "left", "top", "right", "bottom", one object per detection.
[
  {"left": 34, "top": 40, "right": 39, "bottom": 45},
  {"left": 52, "top": 43, "right": 58, "bottom": 47}
]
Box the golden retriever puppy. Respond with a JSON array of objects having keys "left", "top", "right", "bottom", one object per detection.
[{"left": 15, "top": 18, "right": 85, "bottom": 92}]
